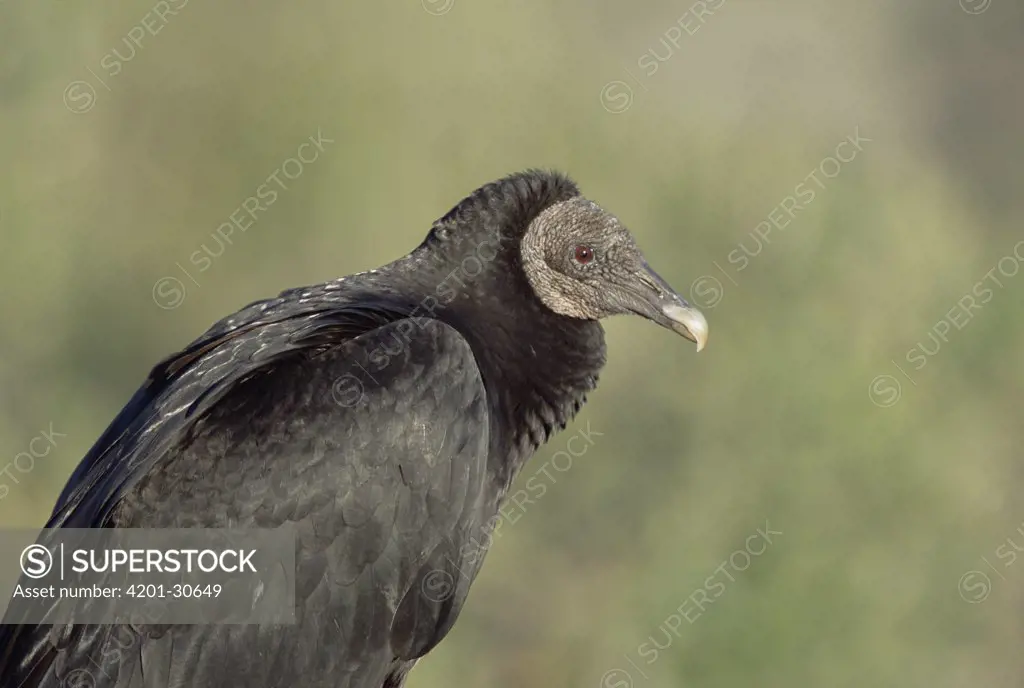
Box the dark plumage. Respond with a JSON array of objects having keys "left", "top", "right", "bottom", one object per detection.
[{"left": 0, "top": 170, "right": 707, "bottom": 688}]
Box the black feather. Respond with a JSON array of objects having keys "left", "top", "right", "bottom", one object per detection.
[{"left": 0, "top": 170, "right": 606, "bottom": 688}]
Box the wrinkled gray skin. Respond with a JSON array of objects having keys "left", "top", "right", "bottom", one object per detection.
[{"left": 522, "top": 196, "right": 708, "bottom": 348}]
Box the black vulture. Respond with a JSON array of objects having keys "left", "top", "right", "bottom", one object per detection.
[{"left": 0, "top": 170, "right": 707, "bottom": 688}]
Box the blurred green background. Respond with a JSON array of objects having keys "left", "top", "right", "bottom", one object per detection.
[{"left": 2, "top": 0, "right": 1022, "bottom": 686}]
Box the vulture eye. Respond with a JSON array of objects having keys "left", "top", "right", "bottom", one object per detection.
[{"left": 573, "top": 245, "right": 594, "bottom": 265}]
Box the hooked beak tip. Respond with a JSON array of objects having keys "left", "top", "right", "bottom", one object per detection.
[{"left": 662, "top": 303, "right": 708, "bottom": 352}]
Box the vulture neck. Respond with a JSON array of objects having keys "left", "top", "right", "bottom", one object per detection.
[{"left": 407, "top": 229, "right": 607, "bottom": 498}]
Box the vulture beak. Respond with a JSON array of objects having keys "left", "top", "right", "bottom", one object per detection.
[{"left": 630, "top": 263, "right": 709, "bottom": 352}]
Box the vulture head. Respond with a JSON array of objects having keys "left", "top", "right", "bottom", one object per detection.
[{"left": 520, "top": 195, "right": 708, "bottom": 351}]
